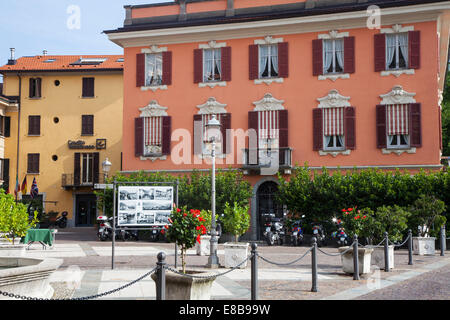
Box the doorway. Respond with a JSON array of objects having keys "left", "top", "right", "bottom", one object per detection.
[
  {"left": 75, "top": 194, "right": 97, "bottom": 226},
  {"left": 256, "top": 181, "right": 283, "bottom": 240}
]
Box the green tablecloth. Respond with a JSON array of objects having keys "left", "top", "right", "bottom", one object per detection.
[{"left": 20, "top": 229, "right": 54, "bottom": 246}]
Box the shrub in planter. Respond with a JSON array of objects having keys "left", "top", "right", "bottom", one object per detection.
[
  {"left": 369, "top": 205, "right": 411, "bottom": 245},
  {"left": 221, "top": 202, "right": 250, "bottom": 243},
  {"left": 340, "top": 207, "right": 373, "bottom": 240},
  {"left": 195, "top": 210, "right": 212, "bottom": 256}
]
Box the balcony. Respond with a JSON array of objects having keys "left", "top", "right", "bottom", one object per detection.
[
  {"left": 242, "top": 148, "right": 293, "bottom": 175},
  {"left": 61, "top": 173, "right": 101, "bottom": 189}
]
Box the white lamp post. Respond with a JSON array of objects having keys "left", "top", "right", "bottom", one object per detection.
[
  {"left": 101, "top": 158, "right": 112, "bottom": 215},
  {"left": 206, "top": 115, "right": 221, "bottom": 268}
]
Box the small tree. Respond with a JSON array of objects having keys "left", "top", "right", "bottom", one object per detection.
[
  {"left": 369, "top": 205, "right": 411, "bottom": 244},
  {"left": 410, "top": 194, "right": 446, "bottom": 237},
  {"left": 221, "top": 202, "right": 250, "bottom": 242},
  {"left": 340, "top": 207, "right": 374, "bottom": 240},
  {"left": 0, "top": 190, "right": 38, "bottom": 244}
]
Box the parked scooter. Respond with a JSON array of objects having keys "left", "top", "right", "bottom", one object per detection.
[
  {"left": 331, "top": 218, "right": 348, "bottom": 246},
  {"left": 97, "top": 216, "right": 138, "bottom": 241},
  {"left": 262, "top": 214, "right": 285, "bottom": 246},
  {"left": 311, "top": 223, "right": 327, "bottom": 247},
  {"left": 55, "top": 211, "right": 68, "bottom": 229},
  {"left": 290, "top": 220, "right": 304, "bottom": 246}
]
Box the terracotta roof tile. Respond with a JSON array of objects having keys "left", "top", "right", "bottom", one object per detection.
[{"left": 0, "top": 55, "right": 124, "bottom": 72}]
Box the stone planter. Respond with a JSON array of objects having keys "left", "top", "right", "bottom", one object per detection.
[
  {"left": 151, "top": 269, "right": 216, "bottom": 300},
  {"left": 369, "top": 245, "right": 394, "bottom": 270},
  {"left": 0, "top": 244, "right": 27, "bottom": 257},
  {"left": 195, "top": 235, "right": 211, "bottom": 256},
  {"left": 339, "top": 246, "right": 374, "bottom": 274},
  {"left": 413, "top": 237, "right": 436, "bottom": 255},
  {"left": 224, "top": 242, "right": 249, "bottom": 269}
]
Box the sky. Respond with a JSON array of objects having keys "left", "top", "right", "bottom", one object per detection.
[{"left": 0, "top": 0, "right": 172, "bottom": 65}]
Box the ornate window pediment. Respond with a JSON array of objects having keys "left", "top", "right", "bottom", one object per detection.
[
  {"left": 379, "top": 85, "right": 416, "bottom": 105},
  {"left": 141, "top": 44, "right": 168, "bottom": 54},
  {"left": 317, "top": 90, "right": 351, "bottom": 109},
  {"left": 139, "top": 100, "right": 168, "bottom": 117},
  {"left": 196, "top": 97, "right": 227, "bottom": 115},
  {"left": 252, "top": 93, "right": 285, "bottom": 111}
]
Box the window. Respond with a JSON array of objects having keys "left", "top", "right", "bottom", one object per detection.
[
  {"left": 0, "top": 116, "right": 4, "bottom": 136},
  {"left": 145, "top": 53, "right": 163, "bottom": 86},
  {"left": 81, "top": 153, "right": 94, "bottom": 184},
  {"left": 386, "top": 33, "right": 408, "bottom": 70},
  {"left": 135, "top": 114, "right": 172, "bottom": 158},
  {"left": 259, "top": 45, "right": 279, "bottom": 79},
  {"left": 82, "top": 78, "right": 95, "bottom": 98},
  {"left": 29, "top": 78, "right": 42, "bottom": 98},
  {"left": 81, "top": 115, "right": 94, "bottom": 135},
  {"left": 322, "top": 107, "right": 345, "bottom": 151},
  {"left": 27, "top": 153, "right": 40, "bottom": 174},
  {"left": 28, "top": 115, "right": 41, "bottom": 136},
  {"left": 143, "top": 116, "right": 163, "bottom": 156},
  {"left": 203, "top": 49, "right": 222, "bottom": 82},
  {"left": 323, "top": 39, "right": 344, "bottom": 74},
  {"left": 386, "top": 104, "right": 410, "bottom": 149}
]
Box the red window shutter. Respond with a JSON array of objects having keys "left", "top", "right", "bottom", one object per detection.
[
  {"left": 439, "top": 107, "right": 443, "bottom": 150},
  {"left": 249, "top": 45, "right": 259, "bottom": 80},
  {"left": 220, "top": 113, "right": 232, "bottom": 154},
  {"left": 344, "top": 37, "right": 355, "bottom": 74},
  {"left": 193, "top": 114, "right": 203, "bottom": 155},
  {"left": 278, "top": 110, "right": 288, "bottom": 148},
  {"left": 313, "top": 109, "right": 323, "bottom": 151},
  {"left": 161, "top": 116, "right": 172, "bottom": 155},
  {"left": 93, "top": 152, "right": 99, "bottom": 184},
  {"left": 312, "top": 39, "right": 323, "bottom": 76},
  {"left": 409, "top": 30, "right": 421, "bottom": 69},
  {"left": 248, "top": 111, "right": 259, "bottom": 164},
  {"left": 344, "top": 107, "right": 356, "bottom": 150},
  {"left": 409, "top": 103, "right": 422, "bottom": 147},
  {"left": 278, "top": 42, "right": 289, "bottom": 78},
  {"left": 374, "top": 34, "right": 386, "bottom": 72},
  {"left": 193, "top": 49, "right": 203, "bottom": 83},
  {"left": 136, "top": 53, "right": 146, "bottom": 87},
  {"left": 162, "top": 51, "right": 172, "bottom": 86},
  {"left": 376, "top": 105, "right": 387, "bottom": 149},
  {"left": 135, "top": 117, "right": 144, "bottom": 157},
  {"left": 74, "top": 153, "right": 81, "bottom": 186},
  {"left": 221, "top": 47, "right": 232, "bottom": 82},
  {"left": 248, "top": 111, "right": 259, "bottom": 147}
]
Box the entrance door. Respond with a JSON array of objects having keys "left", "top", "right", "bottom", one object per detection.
[
  {"left": 76, "top": 194, "right": 97, "bottom": 226},
  {"left": 257, "top": 181, "right": 283, "bottom": 240}
]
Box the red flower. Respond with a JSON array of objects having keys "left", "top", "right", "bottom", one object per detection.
[
  {"left": 341, "top": 209, "right": 346, "bottom": 212},
  {"left": 348, "top": 208, "right": 353, "bottom": 212},
  {"left": 198, "top": 217, "right": 205, "bottom": 222},
  {"left": 160, "top": 229, "right": 165, "bottom": 235},
  {"left": 354, "top": 216, "right": 358, "bottom": 220},
  {"left": 363, "top": 215, "right": 367, "bottom": 219},
  {"left": 164, "top": 225, "right": 169, "bottom": 229},
  {"left": 176, "top": 208, "right": 181, "bottom": 213},
  {"left": 183, "top": 213, "right": 187, "bottom": 217},
  {"left": 196, "top": 234, "right": 201, "bottom": 244}
]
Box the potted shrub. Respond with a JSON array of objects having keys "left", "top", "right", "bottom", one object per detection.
[
  {"left": 339, "top": 207, "right": 374, "bottom": 274},
  {"left": 367, "top": 205, "right": 410, "bottom": 269},
  {"left": 151, "top": 206, "right": 217, "bottom": 300},
  {"left": 221, "top": 202, "right": 250, "bottom": 269},
  {"left": 0, "top": 190, "right": 38, "bottom": 255},
  {"left": 195, "top": 209, "right": 212, "bottom": 256},
  {"left": 410, "top": 195, "right": 446, "bottom": 255}
]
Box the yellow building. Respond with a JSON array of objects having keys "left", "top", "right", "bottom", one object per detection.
[{"left": 0, "top": 52, "right": 123, "bottom": 227}]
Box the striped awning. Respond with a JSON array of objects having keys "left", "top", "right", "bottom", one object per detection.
[
  {"left": 323, "top": 107, "right": 344, "bottom": 136},
  {"left": 258, "top": 110, "right": 279, "bottom": 140},
  {"left": 387, "top": 104, "right": 409, "bottom": 135},
  {"left": 144, "top": 116, "right": 162, "bottom": 146}
]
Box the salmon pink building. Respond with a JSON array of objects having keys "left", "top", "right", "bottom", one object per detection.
[{"left": 105, "top": 0, "right": 450, "bottom": 240}]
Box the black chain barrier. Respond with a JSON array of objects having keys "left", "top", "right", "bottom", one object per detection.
[
  {"left": 256, "top": 248, "right": 312, "bottom": 266},
  {"left": 316, "top": 242, "right": 355, "bottom": 256}
]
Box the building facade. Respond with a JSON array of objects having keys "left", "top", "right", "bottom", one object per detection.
[
  {"left": 105, "top": 0, "right": 450, "bottom": 239},
  {"left": 0, "top": 54, "right": 123, "bottom": 227}
]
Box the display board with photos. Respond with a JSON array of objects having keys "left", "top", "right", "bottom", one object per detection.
[{"left": 118, "top": 186, "right": 173, "bottom": 226}]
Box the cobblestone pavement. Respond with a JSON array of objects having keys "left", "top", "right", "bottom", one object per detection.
[{"left": 21, "top": 228, "right": 450, "bottom": 300}]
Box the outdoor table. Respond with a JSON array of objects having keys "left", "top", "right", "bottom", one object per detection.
[{"left": 21, "top": 229, "right": 54, "bottom": 249}]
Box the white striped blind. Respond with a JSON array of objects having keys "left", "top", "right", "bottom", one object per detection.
[
  {"left": 386, "top": 104, "right": 409, "bottom": 135},
  {"left": 144, "top": 117, "right": 162, "bottom": 146},
  {"left": 322, "top": 107, "right": 344, "bottom": 136},
  {"left": 258, "top": 110, "right": 279, "bottom": 140}
]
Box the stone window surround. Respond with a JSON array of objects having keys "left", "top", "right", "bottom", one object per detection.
[
  {"left": 317, "top": 30, "right": 351, "bottom": 82},
  {"left": 254, "top": 36, "right": 284, "bottom": 85},
  {"left": 139, "top": 99, "right": 168, "bottom": 161},
  {"left": 140, "top": 45, "right": 168, "bottom": 92},
  {"left": 198, "top": 40, "right": 228, "bottom": 88}
]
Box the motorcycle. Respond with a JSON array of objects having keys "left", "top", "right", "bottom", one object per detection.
[
  {"left": 55, "top": 211, "right": 68, "bottom": 228},
  {"left": 97, "top": 216, "right": 138, "bottom": 241},
  {"left": 290, "top": 220, "right": 304, "bottom": 246},
  {"left": 311, "top": 223, "right": 326, "bottom": 247},
  {"left": 263, "top": 215, "right": 285, "bottom": 246},
  {"left": 331, "top": 218, "right": 348, "bottom": 246}
]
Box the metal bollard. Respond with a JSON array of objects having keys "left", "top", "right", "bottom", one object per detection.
[
  {"left": 251, "top": 243, "right": 258, "bottom": 300},
  {"left": 384, "top": 232, "right": 390, "bottom": 272},
  {"left": 408, "top": 229, "right": 413, "bottom": 265},
  {"left": 441, "top": 226, "right": 446, "bottom": 257},
  {"left": 156, "top": 252, "right": 166, "bottom": 300},
  {"left": 353, "top": 235, "right": 360, "bottom": 280},
  {"left": 311, "top": 237, "right": 318, "bottom": 292}
]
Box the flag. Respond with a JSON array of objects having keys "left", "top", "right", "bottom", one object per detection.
[
  {"left": 14, "top": 177, "right": 20, "bottom": 198},
  {"left": 30, "top": 177, "right": 38, "bottom": 198},
  {"left": 21, "top": 176, "right": 27, "bottom": 195}
]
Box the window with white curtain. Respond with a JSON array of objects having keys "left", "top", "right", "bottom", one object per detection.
[
  {"left": 203, "top": 49, "right": 222, "bottom": 82},
  {"left": 323, "top": 39, "right": 344, "bottom": 74},
  {"left": 259, "top": 45, "right": 279, "bottom": 78},
  {"left": 386, "top": 33, "right": 408, "bottom": 70},
  {"left": 145, "top": 53, "right": 163, "bottom": 86}
]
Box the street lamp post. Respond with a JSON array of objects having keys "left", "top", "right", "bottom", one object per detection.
[
  {"left": 206, "top": 115, "right": 221, "bottom": 268},
  {"left": 101, "top": 158, "right": 112, "bottom": 216}
]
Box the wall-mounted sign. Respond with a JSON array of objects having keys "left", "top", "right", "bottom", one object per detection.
[
  {"left": 96, "top": 139, "right": 107, "bottom": 150},
  {"left": 68, "top": 140, "right": 95, "bottom": 149},
  {"left": 118, "top": 186, "right": 173, "bottom": 226}
]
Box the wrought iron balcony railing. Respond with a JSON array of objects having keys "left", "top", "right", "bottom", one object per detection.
[{"left": 242, "top": 148, "right": 293, "bottom": 170}]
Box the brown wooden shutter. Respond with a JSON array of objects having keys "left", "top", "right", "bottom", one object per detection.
[
  {"left": 278, "top": 110, "right": 288, "bottom": 148},
  {"left": 161, "top": 116, "right": 172, "bottom": 155},
  {"left": 313, "top": 109, "right": 323, "bottom": 151},
  {"left": 376, "top": 105, "right": 387, "bottom": 148},
  {"left": 344, "top": 107, "right": 356, "bottom": 150},
  {"left": 4, "top": 117, "right": 10, "bottom": 137},
  {"left": 93, "top": 152, "right": 99, "bottom": 184},
  {"left": 36, "top": 78, "right": 42, "bottom": 98},
  {"left": 2, "top": 159, "right": 9, "bottom": 189},
  {"left": 135, "top": 118, "right": 144, "bottom": 157},
  {"left": 374, "top": 34, "right": 386, "bottom": 72},
  {"left": 136, "top": 53, "right": 146, "bottom": 87},
  {"left": 193, "top": 49, "right": 203, "bottom": 83},
  {"left": 278, "top": 42, "right": 289, "bottom": 78},
  {"left": 28, "top": 154, "right": 39, "bottom": 174},
  {"left": 221, "top": 47, "right": 232, "bottom": 82},
  {"left": 162, "top": 51, "right": 172, "bottom": 86},
  {"left": 409, "top": 103, "right": 422, "bottom": 147},
  {"left": 29, "top": 78, "right": 35, "bottom": 98},
  {"left": 220, "top": 113, "right": 231, "bottom": 154},
  {"left": 312, "top": 39, "right": 323, "bottom": 76},
  {"left": 74, "top": 153, "right": 81, "bottom": 186},
  {"left": 249, "top": 45, "right": 259, "bottom": 80},
  {"left": 82, "top": 78, "right": 95, "bottom": 97},
  {"left": 409, "top": 30, "right": 421, "bottom": 69},
  {"left": 344, "top": 37, "right": 355, "bottom": 74},
  {"left": 82, "top": 115, "right": 94, "bottom": 135},
  {"left": 193, "top": 114, "right": 203, "bottom": 155},
  {"left": 28, "top": 116, "right": 41, "bottom": 135},
  {"left": 248, "top": 111, "right": 259, "bottom": 164}
]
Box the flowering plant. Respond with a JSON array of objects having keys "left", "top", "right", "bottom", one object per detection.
[
  {"left": 165, "top": 205, "right": 207, "bottom": 273},
  {"left": 340, "top": 206, "right": 373, "bottom": 239}
]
